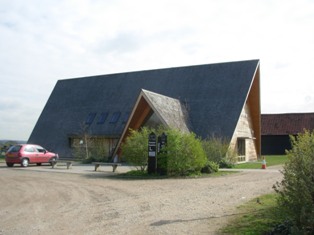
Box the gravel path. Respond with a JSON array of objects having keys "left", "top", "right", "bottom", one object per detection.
[{"left": 0, "top": 164, "right": 283, "bottom": 235}]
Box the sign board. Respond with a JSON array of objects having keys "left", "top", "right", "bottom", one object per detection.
[
  {"left": 158, "top": 132, "right": 167, "bottom": 153},
  {"left": 148, "top": 132, "right": 157, "bottom": 157},
  {"left": 148, "top": 132, "right": 157, "bottom": 174}
]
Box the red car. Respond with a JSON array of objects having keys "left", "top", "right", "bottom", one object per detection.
[{"left": 5, "top": 144, "right": 59, "bottom": 167}]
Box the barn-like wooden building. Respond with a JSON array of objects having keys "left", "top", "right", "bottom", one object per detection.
[
  {"left": 28, "top": 60, "right": 261, "bottom": 162},
  {"left": 261, "top": 112, "right": 314, "bottom": 155}
]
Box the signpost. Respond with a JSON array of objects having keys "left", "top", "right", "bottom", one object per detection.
[
  {"left": 148, "top": 132, "right": 157, "bottom": 174},
  {"left": 148, "top": 132, "right": 168, "bottom": 174},
  {"left": 157, "top": 132, "right": 167, "bottom": 174},
  {"left": 158, "top": 132, "right": 167, "bottom": 153}
]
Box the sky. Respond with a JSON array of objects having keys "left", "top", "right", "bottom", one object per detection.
[{"left": 1, "top": 0, "right": 314, "bottom": 140}]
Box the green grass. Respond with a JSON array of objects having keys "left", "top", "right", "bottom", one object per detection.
[
  {"left": 233, "top": 155, "right": 288, "bottom": 169},
  {"left": 220, "top": 193, "right": 286, "bottom": 234}
]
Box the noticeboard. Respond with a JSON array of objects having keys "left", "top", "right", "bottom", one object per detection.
[{"left": 148, "top": 132, "right": 156, "bottom": 157}]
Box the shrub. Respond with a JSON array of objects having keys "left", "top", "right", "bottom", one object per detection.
[
  {"left": 273, "top": 130, "right": 314, "bottom": 233},
  {"left": 201, "top": 161, "right": 219, "bottom": 174},
  {"left": 202, "top": 136, "right": 236, "bottom": 167},
  {"left": 219, "top": 158, "right": 234, "bottom": 168},
  {"left": 158, "top": 129, "right": 207, "bottom": 176},
  {"left": 122, "top": 127, "right": 207, "bottom": 176},
  {"left": 121, "top": 127, "right": 152, "bottom": 171},
  {"left": 270, "top": 220, "right": 293, "bottom": 234}
]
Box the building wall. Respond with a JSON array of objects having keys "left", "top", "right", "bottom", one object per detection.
[
  {"left": 69, "top": 137, "right": 118, "bottom": 160},
  {"left": 261, "top": 135, "right": 291, "bottom": 155},
  {"left": 229, "top": 103, "right": 258, "bottom": 162}
]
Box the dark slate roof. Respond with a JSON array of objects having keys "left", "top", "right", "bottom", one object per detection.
[
  {"left": 261, "top": 113, "right": 314, "bottom": 135},
  {"left": 28, "top": 60, "right": 259, "bottom": 156}
]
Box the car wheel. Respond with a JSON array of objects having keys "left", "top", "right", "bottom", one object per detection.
[
  {"left": 6, "top": 163, "right": 14, "bottom": 167},
  {"left": 36, "top": 163, "right": 42, "bottom": 166},
  {"left": 21, "top": 158, "right": 29, "bottom": 167}
]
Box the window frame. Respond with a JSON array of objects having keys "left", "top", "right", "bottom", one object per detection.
[{"left": 237, "top": 138, "right": 246, "bottom": 162}]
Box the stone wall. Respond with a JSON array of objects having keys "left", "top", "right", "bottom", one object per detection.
[{"left": 229, "top": 103, "right": 258, "bottom": 162}]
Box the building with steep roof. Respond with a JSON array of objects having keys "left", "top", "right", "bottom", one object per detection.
[
  {"left": 261, "top": 112, "right": 314, "bottom": 155},
  {"left": 28, "top": 60, "right": 261, "bottom": 162}
]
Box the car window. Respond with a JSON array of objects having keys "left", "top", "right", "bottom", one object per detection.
[
  {"left": 7, "top": 145, "right": 22, "bottom": 153},
  {"left": 24, "top": 146, "right": 36, "bottom": 152},
  {"left": 35, "top": 146, "right": 46, "bottom": 153}
]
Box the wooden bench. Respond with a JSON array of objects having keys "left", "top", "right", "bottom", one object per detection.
[
  {"left": 92, "top": 162, "right": 122, "bottom": 172},
  {"left": 51, "top": 160, "right": 73, "bottom": 169}
]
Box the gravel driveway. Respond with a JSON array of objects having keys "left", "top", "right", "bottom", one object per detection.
[{"left": 0, "top": 163, "right": 283, "bottom": 235}]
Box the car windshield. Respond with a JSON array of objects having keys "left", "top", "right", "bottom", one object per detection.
[{"left": 7, "top": 145, "right": 22, "bottom": 153}]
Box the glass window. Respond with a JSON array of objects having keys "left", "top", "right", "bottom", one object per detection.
[
  {"left": 24, "top": 146, "right": 35, "bottom": 152},
  {"left": 237, "top": 138, "right": 246, "bottom": 162},
  {"left": 35, "top": 146, "right": 46, "bottom": 153},
  {"left": 109, "top": 112, "right": 121, "bottom": 124},
  {"left": 97, "top": 112, "right": 108, "bottom": 124},
  {"left": 85, "top": 113, "right": 97, "bottom": 125},
  {"left": 8, "top": 145, "right": 22, "bottom": 153}
]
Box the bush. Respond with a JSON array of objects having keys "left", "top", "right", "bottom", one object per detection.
[
  {"left": 122, "top": 127, "right": 207, "bottom": 176},
  {"left": 202, "top": 136, "right": 236, "bottom": 167},
  {"left": 270, "top": 220, "right": 293, "bottom": 235},
  {"left": 219, "top": 158, "right": 234, "bottom": 168},
  {"left": 121, "top": 127, "right": 151, "bottom": 171},
  {"left": 273, "top": 130, "right": 314, "bottom": 233},
  {"left": 201, "top": 161, "right": 219, "bottom": 174},
  {"left": 158, "top": 129, "right": 207, "bottom": 176}
]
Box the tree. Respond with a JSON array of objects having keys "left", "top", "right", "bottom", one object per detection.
[
  {"left": 273, "top": 129, "right": 314, "bottom": 233},
  {"left": 71, "top": 123, "right": 108, "bottom": 162},
  {"left": 1, "top": 141, "right": 19, "bottom": 156}
]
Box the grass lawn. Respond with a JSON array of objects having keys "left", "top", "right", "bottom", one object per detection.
[
  {"left": 233, "top": 155, "right": 287, "bottom": 169},
  {"left": 220, "top": 193, "right": 286, "bottom": 234},
  {"left": 221, "top": 156, "right": 289, "bottom": 234}
]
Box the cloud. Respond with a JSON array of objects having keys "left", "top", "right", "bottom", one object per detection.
[
  {"left": 1, "top": 0, "right": 314, "bottom": 139},
  {"left": 95, "top": 31, "right": 143, "bottom": 55},
  {"left": 0, "top": 97, "right": 41, "bottom": 140}
]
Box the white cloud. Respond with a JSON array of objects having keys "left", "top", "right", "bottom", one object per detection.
[{"left": 1, "top": 0, "right": 314, "bottom": 139}]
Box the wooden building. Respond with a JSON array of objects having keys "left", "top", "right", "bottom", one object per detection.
[
  {"left": 261, "top": 112, "right": 314, "bottom": 155},
  {"left": 28, "top": 60, "right": 261, "bottom": 162}
]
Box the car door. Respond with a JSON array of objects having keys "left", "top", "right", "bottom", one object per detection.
[
  {"left": 34, "top": 145, "right": 49, "bottom": 163},
  {"left": 23, "top": 145, "right": 38, "bottom": 163}
]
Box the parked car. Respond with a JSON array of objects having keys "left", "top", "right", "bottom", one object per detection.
[{"left": 5, "top": 144, "right": 59, "bottom": 167}]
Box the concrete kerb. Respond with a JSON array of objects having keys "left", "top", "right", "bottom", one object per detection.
[
  {"left": 0, "top": 163, "right": 135, "bottom": 175},
  {"left": 0, "top": 163, "right": 283, "bottom": 175},
  {"left": 220, "top": 165, "right": 283, "bottom": 173}
]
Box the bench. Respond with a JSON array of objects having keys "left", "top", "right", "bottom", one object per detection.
[
  {"left": 92, "top": 162, "right": 122, "bottom": 172},
  {"left": 51, "top": 160, "right": 73, "bottom": 169}
]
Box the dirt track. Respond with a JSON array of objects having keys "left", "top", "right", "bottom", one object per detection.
[{"left": 0, "top": 163, "right": 282, "bottom": 235}]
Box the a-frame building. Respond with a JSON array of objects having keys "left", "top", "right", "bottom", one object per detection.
[{"left": 28, "top": 59, "right": 261, "bottom": 162}]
